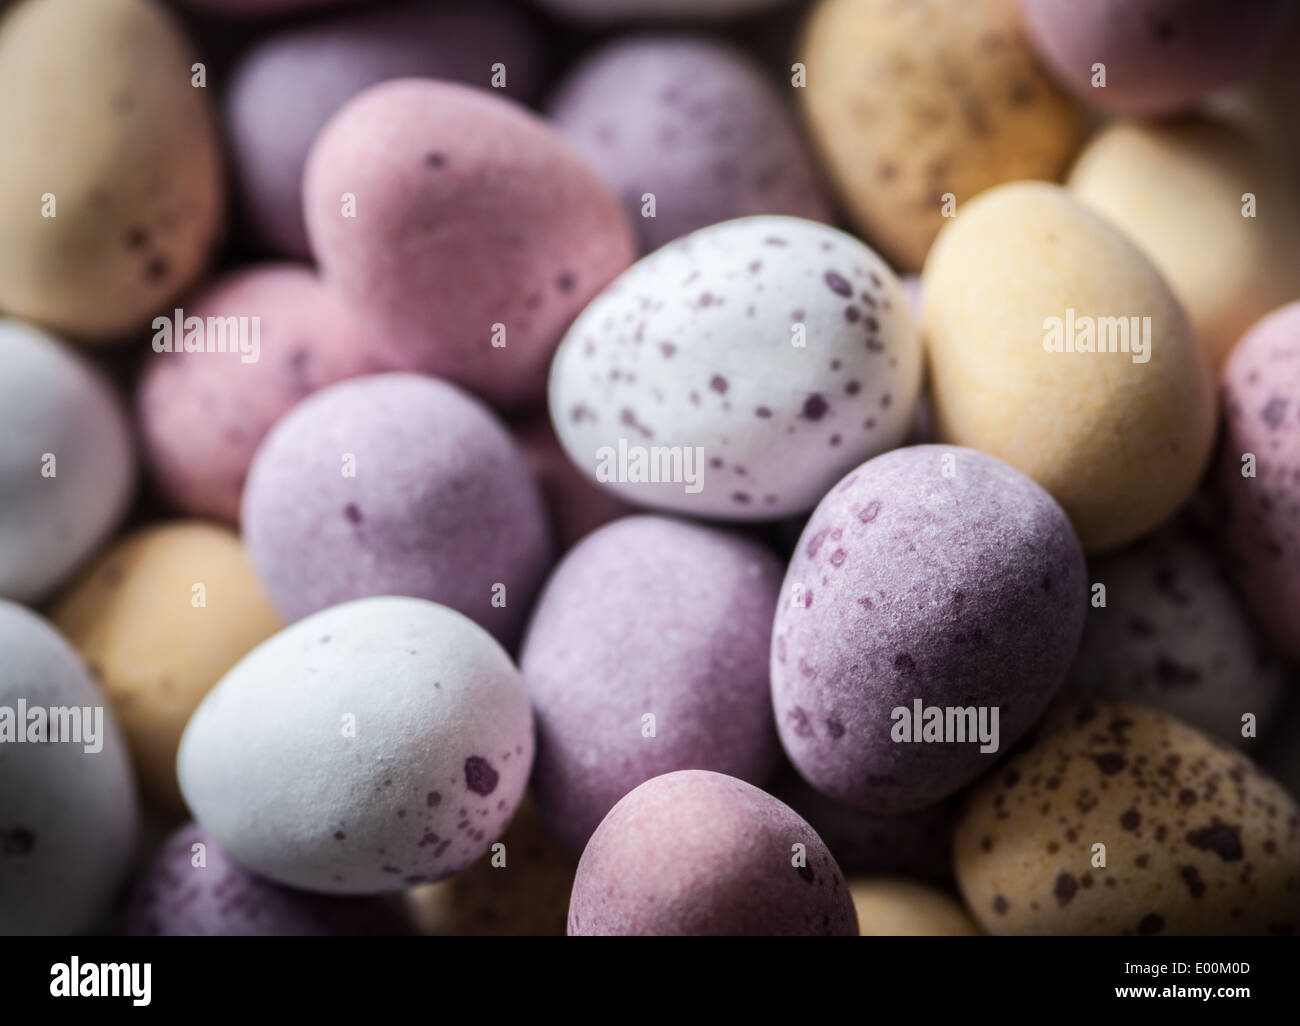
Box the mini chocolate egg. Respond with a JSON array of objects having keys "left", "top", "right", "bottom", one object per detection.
[
  {"left": 1217, "top": 301, "right": 1300, "bottom": 660},
  {"left": 1058, "top": 520, "right": 1288, "bottom": 747},
  {"left": 850, "top": 878, "right": 980, "bottom": 936},
  {"left": 177, "top": 596, "right": 535, "bottom": 894},
  {"left": 533, "top": 0, "right": 790, "bottom": 21},
  {"left": 137, "top": 265, "right": 382, "bottom": 523},
  {"left": 0, "top": 0, "right": 223, "bottom": 341},
  {"left": 514, "top": 414, "right": 634, "bottom": 551},
  {"left": 922, "top": 181, "right": 1216, "bottom": 552},
  {"left": 0, "top": 319, "right": 135, "bottom": 604},
  {"left": 240, "top": 373, "right": 552, "bottom": 647},
  {"left": 955, "top": 703, "right": 1300, "bottom": 936},
  {"left": 226, "top": 0, "right": 544, "bottom": 257},
  {"left": 569, "top": 770, "right": 857, "bottom": 936},
  {"left": 303, "top": 79, "right": 635, "bottom": 410},
  {"left": 799, "top": 0, "right": 1086, "bottom": 271},
  {"left": 120, "top": 824, "right": 409, "bottom": 936},
  {"left": 404, "top": 797, "right": 577, "bottom": 937},
  {"left": 772, "top": 445, "right": 1087, "bottom": 813},
  {"left": 520, "top": 515, "right": 784, "bottom": 851},
  {"left": 548, "top": 216, "right": 922, "bottom": 520},
  {"left": 1020, "top": 0, "right": 1290, "bottom": 116},
  {"left": 548, "top": 37, "right": 831, "bottom": 254},
  {"left": 0, "top": 601, "right": 139, "bottom": 934},
  {"left": 50, "top": 522, "right": 281, "bottom": 808},
  {"left": 1068, "top": 119, "right": 1300, "bottom": 369}
]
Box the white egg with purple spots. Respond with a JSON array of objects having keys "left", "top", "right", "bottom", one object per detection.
[
  {"left": 548, "top": 216, "right": 922, "bottom": 520},
  {"left": 177, "top": 596, "right": 534, "bottom": 895}
]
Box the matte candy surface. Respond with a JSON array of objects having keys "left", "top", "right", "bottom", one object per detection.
[
  {"left": 568, "top": 770, "right": 857, "bottom": 936},
  {"left": 850, "top": 879, "right": 980, "bottom": 936}
]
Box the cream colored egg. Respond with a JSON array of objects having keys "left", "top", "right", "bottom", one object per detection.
[
  {"left": 850, "top": 878, "right": 980, "bottom": 936},
  {"left": 921, "top": 181, "right": 1216, "bottom": 552},
  {"left": 1068, "top": 120, "right": 1300, "bottom": 369},
  {"left": 0, "top": 0, "right": 223, "bottom": 341},
  {"left": 50, "top": 522, "right": 279, "bottom": 808},
  {"left": 799, "top": 0, "right": 1087, "bottom": 271},
  {"left": 955, "top": 703, "right": 1300, "bottom": 936}
]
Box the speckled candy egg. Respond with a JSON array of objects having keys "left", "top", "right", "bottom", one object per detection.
[
  {"left": 549, "top": 216, "right": 922, "bottom": 520},
  {"left": 1068, "top": 119, "right": 1300, "bottom": 369},
  {"left": 137, "top": 265, "right": 381, "bottom": 523},
  {"left": 120, "top": 824, "right": 409, "bottom": 936},
  {"left": 922, "top": 182, "right": 1216, "bottom": 552},
  {"left": 568, "top": 770, "right": 857, "bottom": 936},
  {"left": 303, "top": 79, "right": 635, "bottom": 410},
  {"left": 799, "top": 0, "right": 1086, "bottom": 271},
  {"left": 0, "top": 0, "right": 222, "bottom": 341},
  {"left": 548, "top": 38, "right": 830, "bottom": 254},
  {"left": 227, "top": 0, "right": 544, "bottom": 258},
  {"left": 955, "top": 703, "right": 1300, "bottom": 935},
  {"left": 0, "top": 602, "right": 139, "bottom": 934},
  {"left": 1020, "top": 0, "right": 1290, "bottom": 116},
  {"left": 850, "top": 879, "right": 980, "bottom": 936},
  {"left": 1218, "top": 302, "right": 1300, "bottom": 660},
  {"left": 240, "top": 373, "right": 552, "bottom": 647},
  {"left": 772, "top": 445, "right": 1087, "bottom": 813},
  {"left": 50, "top": 523, "right": 281, "bottom": 807},
  {"left": 521, "top": 516, "right": 783, "bottom": 851},
  {"left": 178, "top": 596, "right": 534, "bottom": 894},
  {"left": 1058, "top": 521, "right": 1288, "bottom": 747},
  {"left": 533, "top": 0, "right": 790, "bottom": 21},
  {"left": 0, "top": 320, "right": 135, "bottom": 604}
]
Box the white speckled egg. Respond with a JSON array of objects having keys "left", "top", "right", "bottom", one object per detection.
[
  {"left": 177, "top": 596, "right": 534, "bottom": 895},
  {"left": 0, "top": 601, "right": 139, "bottom": 935},
  {"left": 0, "top": 319, "right": 135, "bottom": 604},
  {"left": 548, "top": 216, "right": 922, "bottom": 519}
]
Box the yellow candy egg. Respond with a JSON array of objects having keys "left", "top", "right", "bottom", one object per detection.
[{"left": 850, "top": 878, "right": 981, "bottom": 936}]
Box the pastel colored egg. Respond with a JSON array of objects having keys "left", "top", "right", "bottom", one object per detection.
[
  {"left": 137, "top": 265, "right": 382, "bottom": 523},
  {"left": 50, "top": 522, "right": 281, "bottom": 808},
  {"left": 1217, "top": 302, "right": 1300, "bottom": 660},
  {"left": 1068, "top": 119, "right": 1300, "bottom": 369},
  {"left": 226, "top": 0, "right": 544, "bottom": 258},
  {"left": 240, "top": 373, "right": 552, "bottom": 647},
  {"left": 850, "top": 879, "right": 980, "bottom": 936},
  {"left": 772, "top": 445, "right": 1087, "bottom": 813},
  {"left": 548, "top": 216, "right": 922, "bottom": 520},
  {"left": 404, "top": 798, "right": 576, "bottom": 937},
  {"left": 514, "top": 414, "right": 634, "bottom": 552},
  {"left": 568, "top": 770, "right": 857, "bottom": 936},
  {"left": 0, "top": 0, "right": 223, "bottom": 341},
  {"left": 548, "top": 37, "right": 831, "bottom": 254},
  {"left": 303, "top": 79, "right": 635, "bottom": 410},
  {"left": 520, "top": 515, "right": 784, "bottom": 851},
  {"left": 178, "top": 596, "right": 535, "bottom": 894},
  {"left": 1020, "top": 0, "right": 1290, "bottom": 116},
  {"left": 533, "top": 0, "right": 791, "bottom": 21},
  {"left": 1058, "top": 520, "right": 1288, "bottom": 747},
  {"left": 921, "top": 181, "right": 1216, "bottom": 552},
  {"left": 955, "top": 703, "right": 1300, "bottom": 935},
  {"left": 0, "top": 320, "right": 135, "bottom": 604},
  {"left": 0, "top": 602, "right": 139, "bottom": 934},
  {"left": 799, "top": 0, "right": 1086, "bottom": 271},
  {"left": 120, "top": 824, "right": 409, "bottom": 936}
]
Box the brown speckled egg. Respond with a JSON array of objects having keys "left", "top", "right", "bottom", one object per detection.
[
  {"left": 955, "top": 703, "right": 1300, "bottom": 936},
  {"left": 850, "top": 878, "right": 981, "bottom": 936},
  {"left": 799, "top": 0, "right": 1087, "bottom": 271}
]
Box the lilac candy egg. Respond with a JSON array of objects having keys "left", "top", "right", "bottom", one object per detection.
[
  {"left": 772, "top": 445, "right": 1087, "bottom": 813},
  {"left": 569, "top": 770, "right": 857, "bottom": 936},
  {"left": 241, "top": 373, "right": 552, "bottom": 646},
  {"left": 226, "top": 0, "right": 544, "bottom": 257},
  {"left": 137, "top": 265, "right": 382, "bottom": 523},
  {"left": 548, "top": 37, "right": 831, "bottom": 254},
  {"left": 120, "top": 824, "right": 409, "bottom": 936},
  {"left": 1218, "top": 301, "right": 1300, "bottom": 660},
  {"left": 521, "top": 516, "right": 784, "bottom": 851},
  {"left": 177, "top": 596, "right": 535, "bottom": 894},
  {"left": 1020, "top": 0, "right": 1290, "bottom": 115}
]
